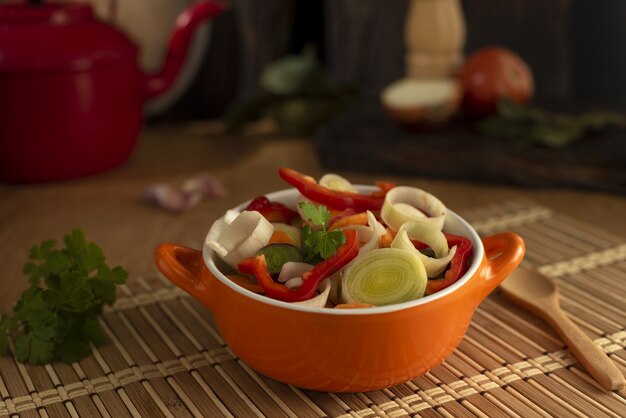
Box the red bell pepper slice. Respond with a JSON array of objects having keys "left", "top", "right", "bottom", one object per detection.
[
  {"left": 244, "top": 195, "right": 299, "bottom": 224},
  {"left": 425, "top": 233, "right": 473, "bottom": 295},
  {"left": 238, "top": 229, "right": 359, "bottom": 302},
  {"left": 278, "top": 168, "right": 395, "bottom": 212}
]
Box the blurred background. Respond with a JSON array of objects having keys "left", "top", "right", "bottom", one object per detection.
[
  {"left": 87, "top": 0, "right": 626, "bottom": 120},
  {"left": 2, "top": 0, "right": 625, "bottom": 191}
]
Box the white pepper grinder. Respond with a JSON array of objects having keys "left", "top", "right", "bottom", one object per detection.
[{"left": 404, "top": 0, "right": 466, "bottom": 78}]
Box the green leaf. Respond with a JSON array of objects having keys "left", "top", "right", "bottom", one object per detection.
[
  {"left": 579, "top": 111, "right": 626, "bottom": 129},
  {"left": 58, "top": 337, "right": 91, "bottom": 364},
  {"left": 496, "top": 99, "right": 529, "bottom": 121},
  {"left": 299, "top": 203, "right": 346, "bottom": 260},
  {"left": 42, "top": 271, "right": 93, "bottom": 312},
  {"left": 6, "top": 228, "right": 128, "bottom": 364},
  {"left": 13, "top": 287, "right": 47, "bottom": 320},
  {"left": 298, "top": 202, "right": 330, "bottom": 228},
  {"left": 97, "top": 265, "right": 128, "bottom": 285},
  {"left": 478, "top": 99, "right": 626, "bottom": 148},
  {"left": 223, "top": 95, "right": 283, "bottom": 134},
  {"left": 260, "top": 45, "right": 318, "bottom": 95},
  {"left": 0, "top": 316, "right": 10, "bottom": 354},
  {"left": 0, "top": 332, "right": 8, "bottom": 355},
  {"left": 63, "top": 229, "right": 104, "bottom": 275},
  {"left": 307, "top": 230, "right": 346, "bottom": 260},
  {"left": 530, "top": 123, "right": 583, "bottom": 148},
  {"left": 15, "top": 329, "right": 55, "bottom": 364},
  {"left": 24, "top": 240, "right": 71, "bottom": 287},
  {"left": 81, "top": 317, "right": 107, "bottom": 346},
  {"left": 300, "top": 225, "right": 323, "bottom": 264},
  {"left": 88, "top": 276, "right": 117, "bottom": 307}
]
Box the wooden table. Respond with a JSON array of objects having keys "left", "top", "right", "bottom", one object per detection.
[
  {"left": 0, "top": 121, "right": 625, "bottom": 417},
  {"left": 1, "top": 121, "right": 624, "bottom": 307}
]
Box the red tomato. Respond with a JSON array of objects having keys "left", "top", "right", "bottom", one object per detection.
[{"left": 459, "top": 47, "right": 534, "bottom": 118}]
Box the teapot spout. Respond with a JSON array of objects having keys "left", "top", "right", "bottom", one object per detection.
[{"left": 141, "top": 0, "right": 225, "bottom": 102}]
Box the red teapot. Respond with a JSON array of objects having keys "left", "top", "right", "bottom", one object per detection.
[{"left": 0, "top": 0, "right": 224, "bottom": 182}]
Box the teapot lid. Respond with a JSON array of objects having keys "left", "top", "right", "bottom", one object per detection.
[{"left": 0, "top": 1, "right": 137, "bottom": 73}]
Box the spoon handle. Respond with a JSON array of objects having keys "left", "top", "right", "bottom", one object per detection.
[{"left": 547, "top": 307, "right": 624, "bottom": 391}]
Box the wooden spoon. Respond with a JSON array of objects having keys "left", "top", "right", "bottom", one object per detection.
[{"left": 499, "top": 267, "right": 625, "bottom": 391}]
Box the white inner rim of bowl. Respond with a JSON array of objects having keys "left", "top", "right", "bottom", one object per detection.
[{"left": 204, "top": 186, "right": 484, "bottom": 315}]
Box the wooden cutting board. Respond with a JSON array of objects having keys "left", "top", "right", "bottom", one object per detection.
[{"left": 315, "top": 100, "right": 626, "bottom": 194}]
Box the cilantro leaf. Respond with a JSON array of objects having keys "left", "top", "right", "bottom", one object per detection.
[
  {"left": 2, "top": 228, "right": 127, "bottom": 364},
  {"left": 298, "top": 201, "right": 330, "bottom": 227},
  {"left": 15, "top": 326, "right": 55, "bottom": 364},
  {"left": 57, "top": 335, "right": 91, "bottom": 364},
  {"left": 0, "top": 316, "right": 10, "bottom": 354},
  {"left": 80, "top": 317, "right": 107, "bottom": 346},
  {"left": 64, "top": 229, "right": 105, "bottom": 275},
  {"left": 300, "top": 225, "right": 323, "bottom": 264},
  {"left": 42, "top": 270, "right": 93, "bottom": 312},
  {"left": 88, "top": 274, "right": 117, "bottom": 307},
  {"left": 0, "top": 333, "right": 7, "bottom": 355},
  {"left": 24, "top": 240, "right": 72, "bottom": 287},
  {"left": 298, "top": 202, "right": 346, "bottom": 260},
  {"left": 309, "top": 230, "right": 346, "bottom": 259}
]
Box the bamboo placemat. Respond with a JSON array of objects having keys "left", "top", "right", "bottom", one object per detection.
[{"left": 1, "top": 199, "right": 625, "bottom": 418}]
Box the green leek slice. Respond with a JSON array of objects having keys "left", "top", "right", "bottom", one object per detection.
[
  {"left": 341, "top": 248, "right": 427, "bottom": 306},
  {"left": 391, "top": 222, "right": 457, "bottom": 278},
  {"left": 381, "top": 186, "right": 446, "bottom": 231},
  {"left": 256, "top": 244, "right": 302, "bottom": 275}
]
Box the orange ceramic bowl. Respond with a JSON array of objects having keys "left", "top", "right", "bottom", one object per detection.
[{"left": 155, "top": 187, "right": 525, "bottom": 392}]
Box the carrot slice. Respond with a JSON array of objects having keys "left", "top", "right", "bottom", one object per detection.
[
  {"left": 334, "top": 302, "right": 375, "bottom": 309},
  {"left": 329, "top": 212, "right": 369, "bottom": 230},
  {"left": 268, "top": 230, "right": 295, "bottom": 246},
  {"left": 379, "top": 228, "right": 396, "bottom": 248}
]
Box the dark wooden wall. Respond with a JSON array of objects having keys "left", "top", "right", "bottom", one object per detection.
[
  {"left": 571, "top": 0, "right": 626, "bottom": 106},
  {"left": 156, "top": 0, "right": 626, "bottom": 121}
]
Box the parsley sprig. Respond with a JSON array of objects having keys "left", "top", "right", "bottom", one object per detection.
[
  {"left": 298, "top": 202, "right": 346, "bottom": 263},
  {"left": 0, "top": 228, "right": 127, "bottom": 364}
]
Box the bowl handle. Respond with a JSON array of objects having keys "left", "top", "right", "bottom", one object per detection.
[
  {"left": 477, "top": 232, "right": 526, "bottom": 301},
  {"left": 154, "top": 243, "right": 212, "bottom": 309}
]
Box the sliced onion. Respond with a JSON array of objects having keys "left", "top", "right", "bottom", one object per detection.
[
  {"left": 342, "top": 224, "right": 373, "bottom": 243},
  {"left": 292, "top": 279, "right": 331, "bottom": 308},
  {"left": 206, "top": 218, "right": 229, "bottom": 257},
  {"left": 395, "top": 222, "right": 448, "bottom": 257},
  {"left": 206, "top": 209, "right": 241, "bottom": 257},
  {"left": 327, "top": 270, "right": 343, "bottom": 306},
  {"left": 391, "top": 221, "right": 457, "bottom": 278},
  {"left": 284, "top": 277, "right": 303, "bottom": 289},
  {"left": 341, "top": 248, "right": 426, "bottom": 306},
  {"left": 206, "top": 210, "right": 274, "bottom": 268},
  {"left": 341, "top": 211, "right": 386, "bottom": 253},
  {"left": 278, "top": 262, "right": 314, "bottom": 283},
  {"left": 381, "top": 186, "right": 446, "bottom": 231},
  {"left": 223, "top": 209, "right": 241, "bottom": 224},
  {"left": 319, "top": 173, "right": 359, "bottom": 192},
  {"left": 392, "top": 203, "right": 427, "bottom": 219},
  {"left": 362, "top": 211, "right": 387, "bottom": 252}
]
